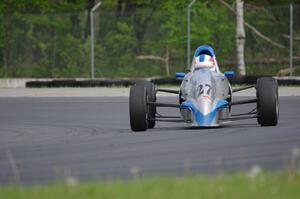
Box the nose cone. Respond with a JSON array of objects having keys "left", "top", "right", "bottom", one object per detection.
[
  {"left": 180, "top": 68, "right": 228, "bottom": 126},
  {"left": 195, "top": 94, "right": 213, "bottom": 115},
  {"left": 181, "top": 99, "right": 228, "bottom": 126}
]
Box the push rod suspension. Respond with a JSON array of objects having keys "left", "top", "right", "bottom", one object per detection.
[
  {"left": 157, "top": 89, "right": 179, "bottom": 94},
  {"left": 220, "top": 115, "right": 258, "bottom": 121},
  {"left": 229, "top": 98, "right": 257, "bottom": 106},
  {"left": 147, "top": 102, "right": 181, "bottom": 108},
  {"left": 232, "top": 85, "right": 255, "bottom": 93}
]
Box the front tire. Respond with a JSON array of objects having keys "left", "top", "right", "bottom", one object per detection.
[
  {"left": 129, "top": 85, "right": 148, "bottom": 131},
  {"left": 135, "top": 81, "right": 156, "bottom": 129},
  {"left": 256, "top": 77, "right": 279, "bottom": 126}
]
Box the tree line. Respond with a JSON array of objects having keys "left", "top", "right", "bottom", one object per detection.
[{"left": 0, "top": 0, "right": 298, "bottom": 78}]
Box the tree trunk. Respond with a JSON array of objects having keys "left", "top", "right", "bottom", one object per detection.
[
  {"left": 116, "top": 0, "right": 123, "bottom": 16},
  {"left": 136, "top": 45, "right": 170, "bottom": 76},
  {"left": 165, "top": 46, "right": 170, "bottom": 76},
  {"left": 236, "top": 0, "right": 246, "bottom": 75}
]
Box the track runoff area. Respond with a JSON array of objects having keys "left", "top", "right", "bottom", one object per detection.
[{"left": 0, "top": 87, "right": 299, "bottom": 184}]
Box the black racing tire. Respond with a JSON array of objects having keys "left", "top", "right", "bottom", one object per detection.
[
  {"left": 256, "top": 77, "right": 279, "bottom": 126},
  {"left": 129, "top": 85, "right": 148, "bottom": 131},
  {"left": 179, "top": 90, "right": 183, "bottom": 105},
  {"left": 256, "top": 78, "right": 262, "bottom": 125},
  {"left": 135, "top": 81, "right": 156, "bottom": 129}
]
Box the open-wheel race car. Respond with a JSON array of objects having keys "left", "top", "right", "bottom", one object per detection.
[{"left": 129, "top": 45, "right": 278, "bottom": 132}]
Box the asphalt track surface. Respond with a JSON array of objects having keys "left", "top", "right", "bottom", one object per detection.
[{"left": 0, "top": 95, "right": 300, "bottom": 184}]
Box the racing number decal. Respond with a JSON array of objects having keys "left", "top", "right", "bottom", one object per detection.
[
  {"left": 205, "top": 84, "right": 212, "bottom": 95},
  {"left": 197, "top": 84, "right": 212, "bottom": 96},
  {"left": 198, "top": 84, "right": 204, "bottom": 95}
]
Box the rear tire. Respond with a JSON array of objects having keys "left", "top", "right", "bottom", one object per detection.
[
  {"left": 129, "top": 85, "right": 148, "bottom": 131},
  {"left": 135, "top": 81, "right": 156, "bottom": 128},
  {"left": 256, "top": 77, "right": 278, "bottom": 126}
]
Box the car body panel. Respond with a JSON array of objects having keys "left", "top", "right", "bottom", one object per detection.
[{"left": 179, "top": 45, "right": 232, "bottom": 127}]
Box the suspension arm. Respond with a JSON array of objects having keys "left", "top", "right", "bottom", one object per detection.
[
  {"left": 229, "top": 98, "right": 257, "bottom": 106},
  {"left": 147, "top": 101, "right": 181, "bottom": 108},
  {"left": 157, "top": 89, "right": 179, "bottom": 94},
  {"left": 232, "top": 85, "right": 255, "bottom": 93}
]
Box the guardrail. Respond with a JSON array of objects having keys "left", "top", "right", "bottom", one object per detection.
[
  {"left": 22, "top": 76, "right": 300, "bottom": 88},
  {"left": 0, "top": 77, "right": 298, "bottom": 88}
]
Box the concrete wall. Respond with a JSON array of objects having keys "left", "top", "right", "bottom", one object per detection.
[{"left": 0, "top": 79, "right": 53, "bottom": 88}]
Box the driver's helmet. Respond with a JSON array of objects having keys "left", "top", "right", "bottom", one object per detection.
[{"left": 192, "top": 54, "right": 215, "bottom": 71}]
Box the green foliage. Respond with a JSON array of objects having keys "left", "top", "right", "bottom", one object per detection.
[{"left": 0, "top": 0, "right": 298, "bottom": 78}]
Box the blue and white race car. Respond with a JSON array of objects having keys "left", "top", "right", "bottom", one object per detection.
[{"left": 129, "top": 45, "right": 278, "bottom": 131}]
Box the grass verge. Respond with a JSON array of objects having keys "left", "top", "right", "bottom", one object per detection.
[{"left": 1, "top": 171, "right": 300, "bottom": 199}]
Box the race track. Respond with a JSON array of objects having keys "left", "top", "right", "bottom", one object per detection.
[{"left": 0, "top": 92, "right": 300, "bottom": 184}]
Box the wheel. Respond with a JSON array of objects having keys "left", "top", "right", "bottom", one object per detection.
[
  {"left": 135, "top": 81, "right": 156, "bottom": 128},
  {"left": 179, "top": 90, "right": 183, "bottom": 104},
  {"left": 256, "top": 78, "right": 262, "bottom": 125},
  {"left": 256, "top": 77, "right": 279, "bottom": 126},
  {"left": 129, "top": 85, "right": 148, "bottom": 131}
]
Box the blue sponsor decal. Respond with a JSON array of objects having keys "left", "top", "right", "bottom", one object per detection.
[
  {"left": 199, "top": 54, "right": 205, "bottom": 62},
  {"left": 181, "top": 99, "right": 228, "bottom": 126},
  {"left": 175, "top": 72, "right": 186, "bottom": 78}
]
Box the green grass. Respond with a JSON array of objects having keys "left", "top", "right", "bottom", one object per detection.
[{"left": 1, "top": 172, "right": 300, "bottom": 199}]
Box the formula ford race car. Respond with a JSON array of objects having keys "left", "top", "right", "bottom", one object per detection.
[{"left": 129, "top": 45, "right": 278, "bottom": 131}]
